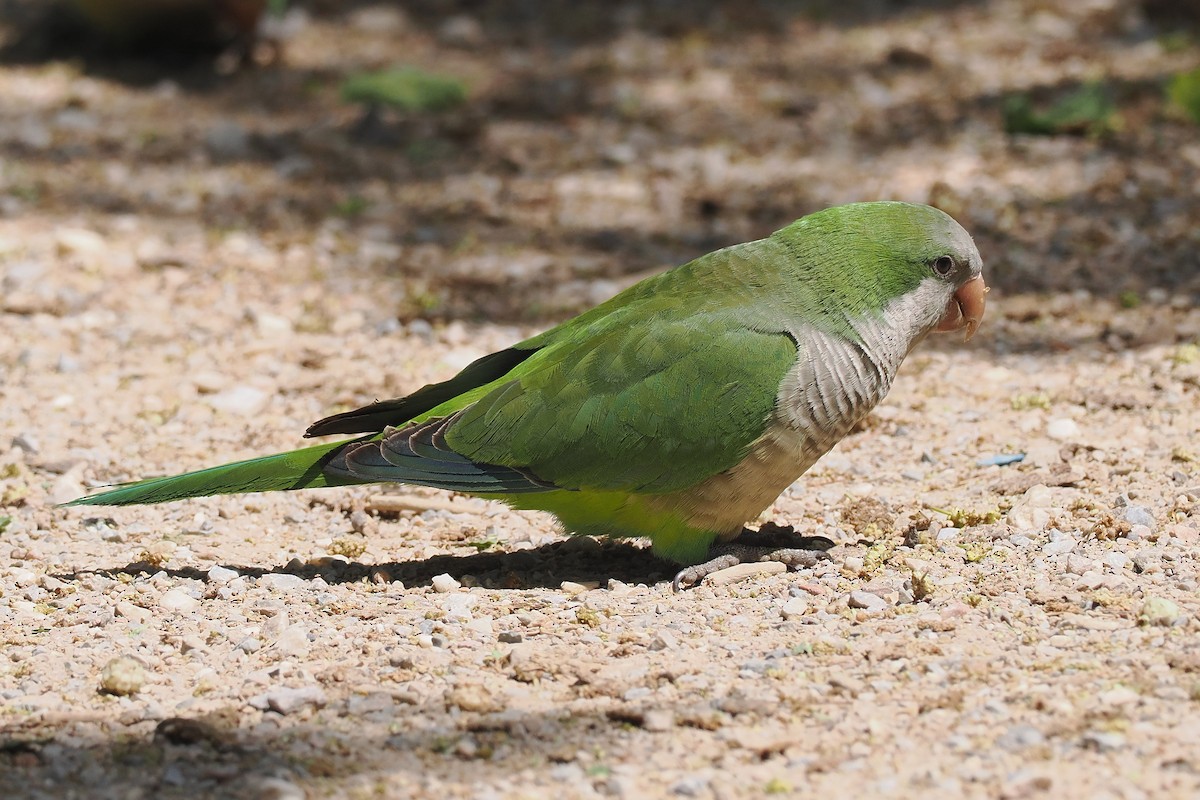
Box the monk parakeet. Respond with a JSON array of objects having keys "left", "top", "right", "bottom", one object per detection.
[{"left": 68, "top": 201, "right": 986, "bottom": 586}]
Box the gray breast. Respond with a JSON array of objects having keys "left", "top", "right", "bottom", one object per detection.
[{"left": 777, "top": 277, "right": 948, "bottom": 445}]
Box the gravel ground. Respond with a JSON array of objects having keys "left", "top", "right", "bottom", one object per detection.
[{"left": 2, "top": 1, "right": 1199, "bottom": 798}]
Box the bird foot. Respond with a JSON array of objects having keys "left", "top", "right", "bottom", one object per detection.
[{"left": 672, "top": 522, "right": 835, "bottom": 591}]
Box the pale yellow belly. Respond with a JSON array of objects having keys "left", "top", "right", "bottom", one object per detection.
[{"left": 648, "top": 417, "right": 840, "bottom": 539}]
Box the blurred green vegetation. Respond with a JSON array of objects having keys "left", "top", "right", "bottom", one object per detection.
[
  {"left": 1003, "top": 82, "right": 1119, "bottom": 137},
  {"left": 1167, "top": 67, "right": 1200, "bottom": 124},
  {"left": 340, "top": 67, "right": 468, "bottom": 113}
]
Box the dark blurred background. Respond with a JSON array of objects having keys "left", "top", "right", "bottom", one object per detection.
[{"left": 0, "top": 0, "right": 1198, "bottom": 323}]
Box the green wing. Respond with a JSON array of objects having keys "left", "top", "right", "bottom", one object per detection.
[
  {"left": 330, "top": 239, "right": 801, "bottom": 495},
  {"left": 443, "top": 314, "right": 797, "bottom": 493}
]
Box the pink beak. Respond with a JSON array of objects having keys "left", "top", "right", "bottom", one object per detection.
[{"left": 934, "top": 275, "right": 988, "bottom": 341}]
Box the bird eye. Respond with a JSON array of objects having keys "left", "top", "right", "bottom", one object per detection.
[{"left": 932, "top": 255, "right": 955, "bottom": 277}]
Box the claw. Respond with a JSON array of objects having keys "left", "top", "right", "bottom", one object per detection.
[{"left": 671, "top": 526, "right": 835, "bottom": 591}]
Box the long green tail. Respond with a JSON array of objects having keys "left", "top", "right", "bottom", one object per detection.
[{"left": 63, "top": 438, "right": 367, "bottom": 507}]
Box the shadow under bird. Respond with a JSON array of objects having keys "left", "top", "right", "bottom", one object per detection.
[{"left": 68, "top": 201, "right": 987, "bottom": 587}]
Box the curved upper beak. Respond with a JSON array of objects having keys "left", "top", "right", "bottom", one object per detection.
[{"left": 934, "top": 275, "right": 988, "bottom": 341}]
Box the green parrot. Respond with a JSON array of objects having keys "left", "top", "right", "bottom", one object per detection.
[{"left": 67, "top": 201, "right": 987, "bottom": 586}]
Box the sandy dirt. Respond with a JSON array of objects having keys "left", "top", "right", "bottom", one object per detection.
[{"left": 1, "top": 1, "right": 1199, "bottom": 798}]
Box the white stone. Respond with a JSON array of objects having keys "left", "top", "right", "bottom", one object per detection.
[
  {"left": 273, "top": 625, "right": 310, "bottom": 656},
  {"left": 204, "top": 386, "right": 270, "bottom": 416},
  {"left": 431, "top": 573, "right": 461, "bottom": 593},
  {"left": 56, "top": 228, "right": 107, "bottom": 257},
  {"left": 848, "top": 590, "right": 889, "bottom": 612},
  {"left": 159, "top": 588, "right": 200, "bottom": 613},
  {"left": 1046, "top": 418, "right": 1080, "bottom": 441},
  {"left": 115, "top": 601, "right": 151, "bottom": 624},
  {"left": 1042, "top": 534, "right": 1078, "bottom": 556},
  {"left": 254, "top": 313, "right": 293, "bottom": 337},
  {"left": 1104, "top": 552, "right": 1130, "bottom": 571},
  {"left": 207, "top": 565, "right": 239, "bottom": 583},
  {"left": 703, "top": 561, "right": 787, "bottom": 586},
  {"left": 1007, "top": 484, "right": 1056, "bottom": 532},
  {"left": 11, "top": 570, "right": 38, "bottom": 587},
  {"left": 1064, "top": 554, "right": 1097, "bottom": 575},
  {"left": 259, "top": 573, "right": 307, "bottom": 591},
  {"left": 781, "top": 597, "right": 809, "bottom": 620},
  {"left": 442, "top": 593, "right": 477, "bottom": 621}
]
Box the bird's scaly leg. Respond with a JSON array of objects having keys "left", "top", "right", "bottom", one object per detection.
[{"left": 672, "top": 522, "right": 834, "bottom": 591}]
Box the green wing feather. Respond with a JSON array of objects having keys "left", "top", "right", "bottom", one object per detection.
[{"left": 443, "top": 317, "right": 796, "bottom": 493}]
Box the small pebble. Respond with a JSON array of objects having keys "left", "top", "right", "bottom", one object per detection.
[
  {"left": 158, "top": 588, "right": 200, "bottom": 613},
  {"left": 99, "top": 656, "right": 146, "bottom": 696},
  {"left": 56, "top": 227, "right": 106, "bottom": 257},
  {"left": 11, "top": 433, "right": 39, "bottom": 454},
  {"left": 203, "top": 385, "right": 269, "bottom": 416},
  {"left": 780, "top": 596, "right": 809, "bottom": 620},
  {"left": 207, "top": 565, "right": 239, "bottom": 583},
  {"left": 704, "top": 561, "right": 786, "bottom": 586},
  {"left": 1063, "top": 554, "right": 1095, "bottom": 575},
  {"left": 996, "top": 724, "right": 1045, "bottom": 751},
  {"left": 445, "top": 684, "right": 501, "bottom": 713},
  {"left": 1046, "top": 418, "right": 1080, "bottom": 441},
  {"left": 431, "top": 573, "right": 461, "bottom": 593},
  {"left": 671, "top": 777, "right": 710, "bottom": 797},
  {"left": 1138, "top": 597, "right": 1182, "bottom": 626},
  {"left": 274, "top": 625, "right": 310, "bottom": 656},
  {"left": 1098, "top": 686, "right": 1140, "bottom": 706},
  {"left": 1126, "top": 524, "right": 1150, "bottom": 542},
  {"left": 251, "top": 685, "right": 327, "bottom": 715},
  {"left": 642, "top": 709, "right": 675, "bottom": 731},
  {"left": 254, "top": 777, "right": 306, "bottom": 800},
  {"left": 237, "top": 637, "right": 263, "bottom": 654},
  {"left": 1042, "top": 534, "right": 1077, "bottom": 556},
  {"left": 935, "top": 526, "right": 959, "bottom": 543},
  {"left": 442, "top": 594, "right": 477, "bottom": 621},
  {"left": 848, "top": 590, "right": 889, "bottom": 612},
  {"left": 1123, "top": 505, "right": 1155, "bottom": 529},
  {"left": 1104, "top": 552, "right": 1130, "bottom": 571},
  {"left": 1081, "top": 730, "right": 1126, "bottom": 752},
  {"left": 259, "top": 573, "right": 307, "bottom": 592},
  {"left": 649, "top": 630, "right": 678, "bottom": 651},
  {"left": 1132, "top": 552, "right": 1159, "bottom": 573},
  {"left": 115, "top": 602, "right": 151, "bottom": 625}
]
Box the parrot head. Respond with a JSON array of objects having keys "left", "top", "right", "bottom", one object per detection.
[{"left": 777, "top": 201, "right": 987, "bottom": 342}]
